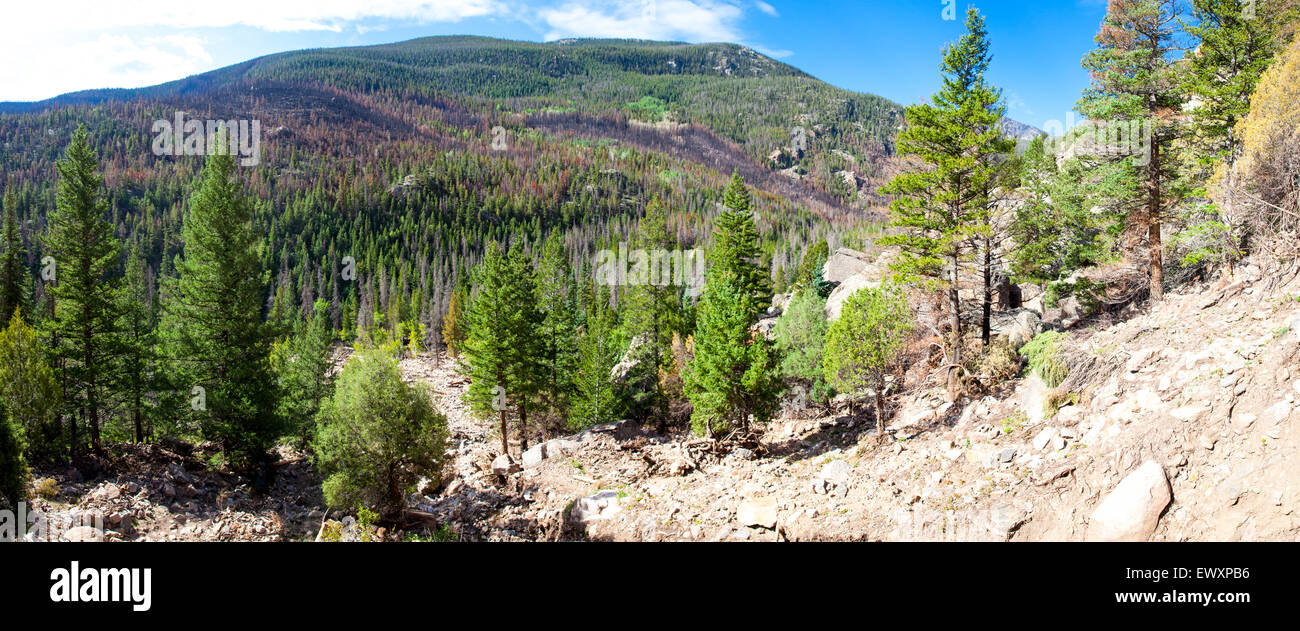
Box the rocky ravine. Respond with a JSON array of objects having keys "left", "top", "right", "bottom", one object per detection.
[
  {"left": 24, "top": 258, "right": 1300, "bottom": 542},
  {"left": 402, "top": 257, "right": 1300, "bottom": 542}
]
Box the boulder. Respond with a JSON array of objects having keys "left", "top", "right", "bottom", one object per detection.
[
  {"left": 522, "top": 438, "right": 581, "bottom": 468},
  {"left": 736, "top": 496, "right": 778, "bottom": 529},
  {"left": 1086, "top": 460, "right": 1171, "bottom": 542},
  {"left": 990, "top": 308, "right": 1043, "bottom": 349},
  {"left": 491, "top": 454, "right": 520, "bottom": 477},
  {"left": 822, "top": 248, "right": 871, "bottom": 284},
  {"left": 63, "top": 526, "right": 104, "bottom": 542},
  {"left": 570, "top": 490, "right": 622, "bottom": 522},
  {"left": 819, "top": 460, "right": 853, "bottom": 486}
]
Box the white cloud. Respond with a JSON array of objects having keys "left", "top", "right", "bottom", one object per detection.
[
  {"left": 537, "top": 0, "right": 744, "bottom": 42},
  {"left": 2, "top": 0, "right": 787, "bottom": 101}
]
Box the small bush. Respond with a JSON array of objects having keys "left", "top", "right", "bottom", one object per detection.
[
  {"left": 313, "top": 348, "right": 449, "bottom": 519},
  {"left": 1019, "top": 330, "right": 1069, "bottom": 388},
  {"left": 978, "top": 340, "right": 1022, "bottom": 385},
  {"left": 32, "top": 477, "right": 59, "bottom": 500}
]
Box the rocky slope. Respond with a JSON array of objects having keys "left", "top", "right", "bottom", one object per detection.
[{"left": 399, "top": 255, "right": 1300, "bottom": 542}]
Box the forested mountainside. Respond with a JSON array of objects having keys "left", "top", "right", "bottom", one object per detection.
[{"left": 0, "top": 36, "right": 902, "bottom": 353}]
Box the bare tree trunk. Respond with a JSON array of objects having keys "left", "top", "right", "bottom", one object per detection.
[
  {"left": 1148, "top": 118, "right": 1164, "bottom": 301},
  {"left": 519, "top": 405, "right": 529, "bottom": 451},
  {"left": 947, "top": 249, "right": 963, "bottom": 397},
  {"left": 499, "top": 408, "right": 509, "bottom": 459},
  {"left": 981, "top": 235, "right": 992, "bottom": 350},
  {"left": 874, "top": 382, "right": 886, "bottom": 435}
]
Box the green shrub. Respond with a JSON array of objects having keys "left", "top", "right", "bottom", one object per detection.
[
  {"left": 0, "top": 403, "right": 28, "bottom": 510},
  {"left": 1019, "top": 330, "right": 1069, "bottom": 388},
  {"left": 313, "top": 348, "right": 449, "bottom": 519},
  {"left": 822, "top": 284, "right": 913, "bottom": 432}
]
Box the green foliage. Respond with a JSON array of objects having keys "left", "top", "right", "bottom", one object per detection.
[
  {"left": 0, "top": 399, "right": 27, "bottom": 510},
  {"left": 685, "top": 272, "right": 782, "bottom": 438},
  {"left": 0, "top": 184, "right": 30, "bottom": 326},
  {"left": 158, "top": 147, "right": 281, "bottom": 468},
  {"left": 712, "top": 173, "right": 772, "bottom": 322},
  {"left": 1009, "top": 136, "right": 1121, "bottom": 285},
  {"left": 619, "top": 198, "right": 687, "bottom": 420},
  {"left": 822, "top": 284, "right": 912, "bottom": 431},
  {"left": 44, "top": 125, "right": 123, "bottom": 455},
  {"left": 313, "top": 347, "right": 448, "bottom": 519},
  {"left": 116, "top": 243, "right": 158, "bottom": 444},
  {"left": 462, "top": 241, "right": 543, "bottom": 452},
  {"left": 570, "top": 287, "right": 625, "bottom": 431},
  {"left": 773, "top": 288, "right": 832, "bottom": 403},
  {"left": 0, "top": 310, "right": 62, "bottom": 462},
  {"left": 536, "top": 232, "right": 580, "bottom": 425},
  {"left": 273, "top": 299, "right": 336, "bottom": 448},
  {"left": 1019, "top": 330, "right": 1069, "bottom": 388}
]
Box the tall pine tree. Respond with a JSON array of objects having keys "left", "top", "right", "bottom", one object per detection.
[
  {"left": 45, "top": 125, "right": 122, "bottom": 455},
  {"left": 1078, "top": 0, "right": 1185, "bottom": 301},
  {"left": 0, "top": 182, "right": 30, "bottom": 326},
  {"left": 878, "top": 8, "right": 1008, "bottom": 394},
  {"left": 159, "top": 141, "right": 280, "bottom": 468}
]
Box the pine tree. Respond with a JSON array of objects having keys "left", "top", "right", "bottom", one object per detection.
[
  {"left": 441, "top": 283, "right": 468, "bottom": 357},
  {"left": 462, "top": 241, "right": 541, "bottom": 458},
  {"left": 621, "top": 198, "right": 685, "bottom": 421},
  {"left": 159, "top": 143, "right": 280, "bottom": 468},
  {"left": 571, "top": 286, "right": 623, "bottom": 430},
  {"left": 1078, "top": 0, "right": 1185, "bottom": 301},
  {"left": 116, "top": 244, "right": 156, "bottom": 443},
  {"left": 0, "top": 183, "right": 30, "bottom": 326},
  {"left": 273, "top": 299, "right": 335, "bottom": 448},
  {"left": 684, "top": 272, "right": 782, "bottom": 438},
  {"left": 536, "top": 232, "right": 579, "bottom": 425},
  {"left": 44, "top": 125, "right": 122, "bottom": 455},
  {"left": 0, "top": 399, "right": 27, "bottom": 510},
  {"left": 879, "top": 8, "right": 1008, "bottom": 394},
  {"left": 712, "top": 173, "right": 771, "bottom": 321}
]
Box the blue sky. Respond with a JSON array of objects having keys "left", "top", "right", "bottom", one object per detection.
[{"left": 3, "top": 0, "right": 1112, "bottom": 131}]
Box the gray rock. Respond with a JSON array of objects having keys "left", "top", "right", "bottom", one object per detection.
[
  {"left": 990, "top": 308, "right": 1043, "bottom": 349},
  {"left": 1086, "top": 460, "right": 1171, "bottom": 542},
  {"left": 822, "top": 248, "right": 871, "bottom": 284},
  {"left": 570, "top": 490, "right": 622, "bottom": 522},
  {"left": 998, "top": 447, "right": 1017, "bottom": 463},
  {"left": 819, "top": 460, "right": 853, "bottom": 485},
  {"left": 63, "top": 526, "right": 103, "bottom": 542}
]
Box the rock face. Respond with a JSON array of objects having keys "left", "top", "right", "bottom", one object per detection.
[
  {"left": 821, "top": 247, "right": 900, "bottom": 322},
  {"left": 990, "top": 308, "right": 1043, "bottom": 349},
  {"left": 736, "top": 496, "right": 778, "bottom": 529},
  {"left": 822, "top": 248, "right": 871, "bottom": 284},
  {"left": 1086, "top": 461, "right": 1171, "bottom": 542}
]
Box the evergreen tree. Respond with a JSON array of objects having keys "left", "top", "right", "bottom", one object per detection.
[
  {"left": 462, "top": 241, "right": 541, "bottom": 457},
  {"left": 0, "top": 183, "right": 30, "bottom": 326},
  {"left": 713, "top": 173, "right": 771, "bottom": 321},
  {"left": 0, "top": 399, "right": 27, "bottom": 510},
  {"left": 1078, "top": 0, "right": 1185, "bottom": 301},
  {"left": 313, "top": 347, "right": 448, "bottom": 519},
  {"left": 684, "top": 272, "right": 782, "bottom": 438},
  {"left": 0, "top": 309, "right": 62, "bottom": 462},
  {"left": 878, "top": 9, "right": 1009, "bottom": 394},
  {"left": 441, "top": 283, "right": 467, "bottom": 357},
  {"left": 621, "top": 198, "right": 685, "bottom": 420},
  {"left": 116, "top": 244, "right": 156, "bottom": 443},
  {"left": 823, "top": 284, "right": 913, "bottom": 433},
  {"left": 536, "top": 232, "right": 579, "bottom": 425},
  {"left": 571, "top": 286, "right": 624, "bottom": 430},
  {"left": 273, "top": 299, "right": 336, "bottom": 448},
  {"left": 773, "top": 287, "right": 832, "bottom": 404},
  {"left": 44, "top": 125, "right": 122, "bottom": 455},
  {"left": 159, "top": 143, "right": 280, "bottom": 468}
]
